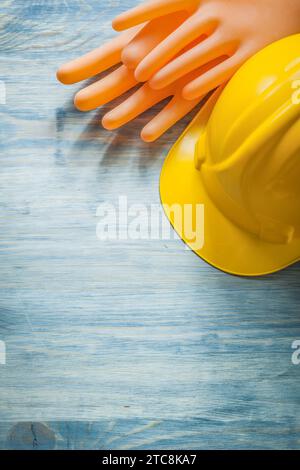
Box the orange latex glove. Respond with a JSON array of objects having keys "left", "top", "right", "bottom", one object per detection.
[
  {"left": 113, "top": 0, "right": 300, "bottom": 100},
  {"left": 101, "top": 60, "right": 222, "bottom": 142},
  {"left": 57, "top": 27, "right": 142, "bottom": 85},
  {"left": 56, "top": 12, "right": 222, "bottom": 141},
  {"left": 57, "top": 8, "right": 190, "bottom": 84}
]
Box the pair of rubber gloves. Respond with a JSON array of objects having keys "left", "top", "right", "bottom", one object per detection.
[{"left": 57, "top": 0, "right": 300, "bottom": 142}]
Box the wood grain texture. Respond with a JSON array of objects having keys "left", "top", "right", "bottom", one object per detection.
[{"left": 1, "top": 0, "right": 300, "bottom": 450}]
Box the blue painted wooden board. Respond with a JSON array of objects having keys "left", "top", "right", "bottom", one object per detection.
[{"left": 1, "top": 0, "right": 300, "bottom": 450}]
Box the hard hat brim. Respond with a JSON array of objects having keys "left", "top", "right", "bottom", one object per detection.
[{"left": 160, "top": 111, "right": 300, "bottom": 277}]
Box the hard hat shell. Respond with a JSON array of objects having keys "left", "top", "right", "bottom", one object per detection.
[{"left": 160, "top": 34, "right": 300, "bottom": 276}]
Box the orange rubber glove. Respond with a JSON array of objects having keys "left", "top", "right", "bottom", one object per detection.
[
  {"left": 113, "top": 0, "right": 300, "bottom": 100},
  {"left": 57, "top": 8, "right": 190, "bottom": 84},
  {"left": 57, "top": 27, "right": 142, "bottom": 85},
  {"left": 102, "top": 59, "right": 222, "bottom": 142},
  {"left": 56, "top": 12, "right": 222, "bottom": 141}
]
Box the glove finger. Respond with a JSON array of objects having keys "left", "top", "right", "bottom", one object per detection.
[
  {"left": 74, "top": 66, "right": 137, "bottom": 111},
  {"left": 141, "top": 93, "right": 201, "bottom": 142},
  {"left": 135, "top": 13, "right": 217, "bottom": 82},
  {"left": 102, "top": 83, "right": 171, "bottom": 130},
  {"left": 113, "top": 0, "right": 197, "bottom": 31},
  {"left": 183, "top": 50, "right": 246, "bottom": 100},
  {"left": 141, "top": 58, "right": 227, "bottom": 141},
  {"left": 57, "top": 27, "right": 141, "bottom": 84},
  {"left": 150, "top": 32, "right": 235, "bottom": 89},
  {"left": 122, "top": 10, "right": 189, "bottom": 69}
]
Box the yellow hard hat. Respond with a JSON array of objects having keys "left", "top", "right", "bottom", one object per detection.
[{"left": 160, "top": 34, "right": 300, "bottom": 276}]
